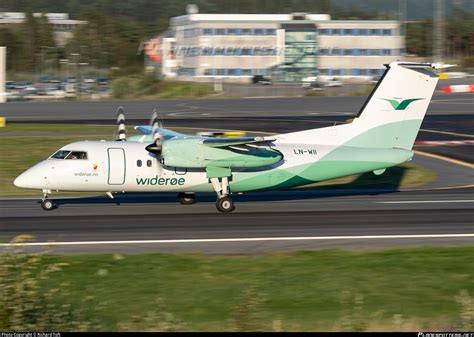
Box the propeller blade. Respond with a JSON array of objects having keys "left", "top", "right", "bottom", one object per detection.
[
  {"left": 115, "top": 106, "right": 126, "bottom": 141},
  {"left": 145, "top": 108, "right": 163, "bottom": 155}
]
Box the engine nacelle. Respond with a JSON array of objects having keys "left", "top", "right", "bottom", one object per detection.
[{"left": 161, "top": 138, "right": 282, "bottom": 168}]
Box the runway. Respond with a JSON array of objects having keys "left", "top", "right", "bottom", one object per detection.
[{"left": 1, "top": 187, "right": 473, "bottom": 254}]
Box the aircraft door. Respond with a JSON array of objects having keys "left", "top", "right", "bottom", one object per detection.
[{"left": 107, "top": 148, "right": 126, "bottom": 185}]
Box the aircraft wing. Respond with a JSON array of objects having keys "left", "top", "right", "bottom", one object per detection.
[
  {"left": 200, "top": 137, "right": 276, "bottom": 148},
  {"left": 135, "top": 125, "right": 192, "bottom": 140}
]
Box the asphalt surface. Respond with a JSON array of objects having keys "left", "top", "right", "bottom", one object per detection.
[
  {"left": 1, "top": 187, "right": 472, "bottom": 254},
  {"left": 1, "top": 93, "right": 473, "bottom": 122}
]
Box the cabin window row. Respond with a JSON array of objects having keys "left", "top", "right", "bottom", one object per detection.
[{"left": 137, "top": 160, "right": 153, "bottom": 167}]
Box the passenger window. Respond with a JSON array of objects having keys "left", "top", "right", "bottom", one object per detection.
[
  {"left": 147, "top": 160, "right": 152, "bottom": 167},
  {"left": 66, "top": 151, "right": 88, "bottom": 160},
  {"left": 137, "top": 160, "right": 142, "bottom": 167},
  {"left": 51, "top": 150, "right": 71, "bottom": 159}
]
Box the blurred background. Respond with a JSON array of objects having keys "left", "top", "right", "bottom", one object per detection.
[{"left": 0, "top": 0, "right": 473, "bottom": 101}]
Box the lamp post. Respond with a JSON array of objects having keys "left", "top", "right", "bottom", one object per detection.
[
  {"left": 58, "top": 58, "right": 68, "bottom": 84},
  {"left": 69, "top": 53, "right": 80, "bottom": 99},
  {"left": 41, "top": 46, "right": 57, "bottom": 82},
  {"left": 78, "top": 62, "right": 89, "bottom": 99}
]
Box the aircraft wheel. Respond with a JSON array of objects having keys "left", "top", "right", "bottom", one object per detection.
[
  {"left": 216, "top": 196, "right": 235, "bottom": 213},
  {"left": 178, "top": 192, "right": 196, "bottom": 205},
  {"left": 41, "top": 199, "right": 55, "bottom": 211}
]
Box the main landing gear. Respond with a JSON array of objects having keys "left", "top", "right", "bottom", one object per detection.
[
  {"left": 178, "top": 192, "right": 196, "bottom": 205},
  {"left": 40, "top": 189, "right": 55, "bottom": 211},
  {"left": 210, "top": 177, "right": 235, "bottom": 213}
]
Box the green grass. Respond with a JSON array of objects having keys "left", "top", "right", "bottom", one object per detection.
[
  {"left": 0, "top": 124, "right": 117, "bottom": 134},
  {"left": 3, "top": 246, "right": 472, "bottom": 331},
  {"left": 0, "top": 124, "right": 436, "bottom": 196}
]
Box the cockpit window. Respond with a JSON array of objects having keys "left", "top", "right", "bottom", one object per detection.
[
  {"left": 51, "top": 150, "right": 71, "bottom": 159},
  {"left": 66, "top": 151, "right": 88, "bottom": 160}
]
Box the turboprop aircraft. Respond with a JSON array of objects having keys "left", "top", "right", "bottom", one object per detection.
[{"left": 14, "top": 62, "right": 448, "bottom": 212}]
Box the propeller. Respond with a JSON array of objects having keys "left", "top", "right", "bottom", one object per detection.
[
  {"left": 115, "top": 106, "right": 126, "bottom": 141},
  {"left": 145, "top": 109, "right": 164, "bottom": 155}
]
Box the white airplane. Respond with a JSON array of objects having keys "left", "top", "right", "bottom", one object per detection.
[{"left": 14, "top": 62, "right": 446, "bottom": 212}]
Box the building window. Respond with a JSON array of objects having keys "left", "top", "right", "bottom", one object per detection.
[
  {"left": 215, "top": 28, "right": 225, "bottom": 35},
  {"left": 242, "top": 48, "right": 252, "bottom": 55},
  {"left": 203, "top": 28, "right": 213, "bottom": 35},
  {"left": 352, "top": 29, "right": 360, "bottom": 35},
  {"left": 241, "top": 28, "right": 252, "bottom": 35},
  {"left": 359, "top": 49, "right": 368, "bottom": 56},
  {"left": 343, "top": 29, "right": 352, "bottom": 35},
  {"left": 254, "top": 28, "right": 264, "bottom": 35},
  {"left": 352, "top": 69, "right": 360, "bottom": 76},
  {"left": 343, "top": 49, "right": 352, "bottom": 56},
  {"left": 360, "top": 29, "right": 368, "bottom": 35},
  {"left": 331, "top": 29, "right": 341, "bottom": 35},
  {"left": 242, "top": 69, "right": 252, "bottom": 75},
  {"left": 382, "top": 29, "right": 392, "bottom": 36},
  {"left": 228, "top": 69, "right": 236, "bottom": 76},
  {"left": 227, "top": 28, "right": 237, "bottom": 35},
  {"left": 370, "top": 29, "right": 380, "bottom": 35},
  {"left": 370, "top": 49, "right": 380, "bottom": 56},
  {"left": 266, "top": 29, "right": 276, "bottom": 35},
  {"left": 319, "top": 29, "right": 328, "bottom": 35},
  {"left": 319, "top": 69, "right": 328, "bottom": 75},
  {"left": 319, "top": 49, "right": 328, "bottom": 56}
]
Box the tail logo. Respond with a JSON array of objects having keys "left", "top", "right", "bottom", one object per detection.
[{"left": 381, "top": 98, "right": 424, "bottom": 110}]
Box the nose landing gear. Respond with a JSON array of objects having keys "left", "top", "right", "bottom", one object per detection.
[{"left": 41, "top": 189, "right": 55, "bottom": 211}]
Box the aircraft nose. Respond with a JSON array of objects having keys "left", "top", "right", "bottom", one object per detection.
[
  {"left": 14, "top": 164, "right": 49, "bottom": 189},
  {"left": 14, "top": 171, "right": 30, "bottom": 188}
]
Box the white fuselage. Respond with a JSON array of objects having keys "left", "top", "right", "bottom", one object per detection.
[{"left": 14, "top": 140, "right": 328, "bottom": 193}]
